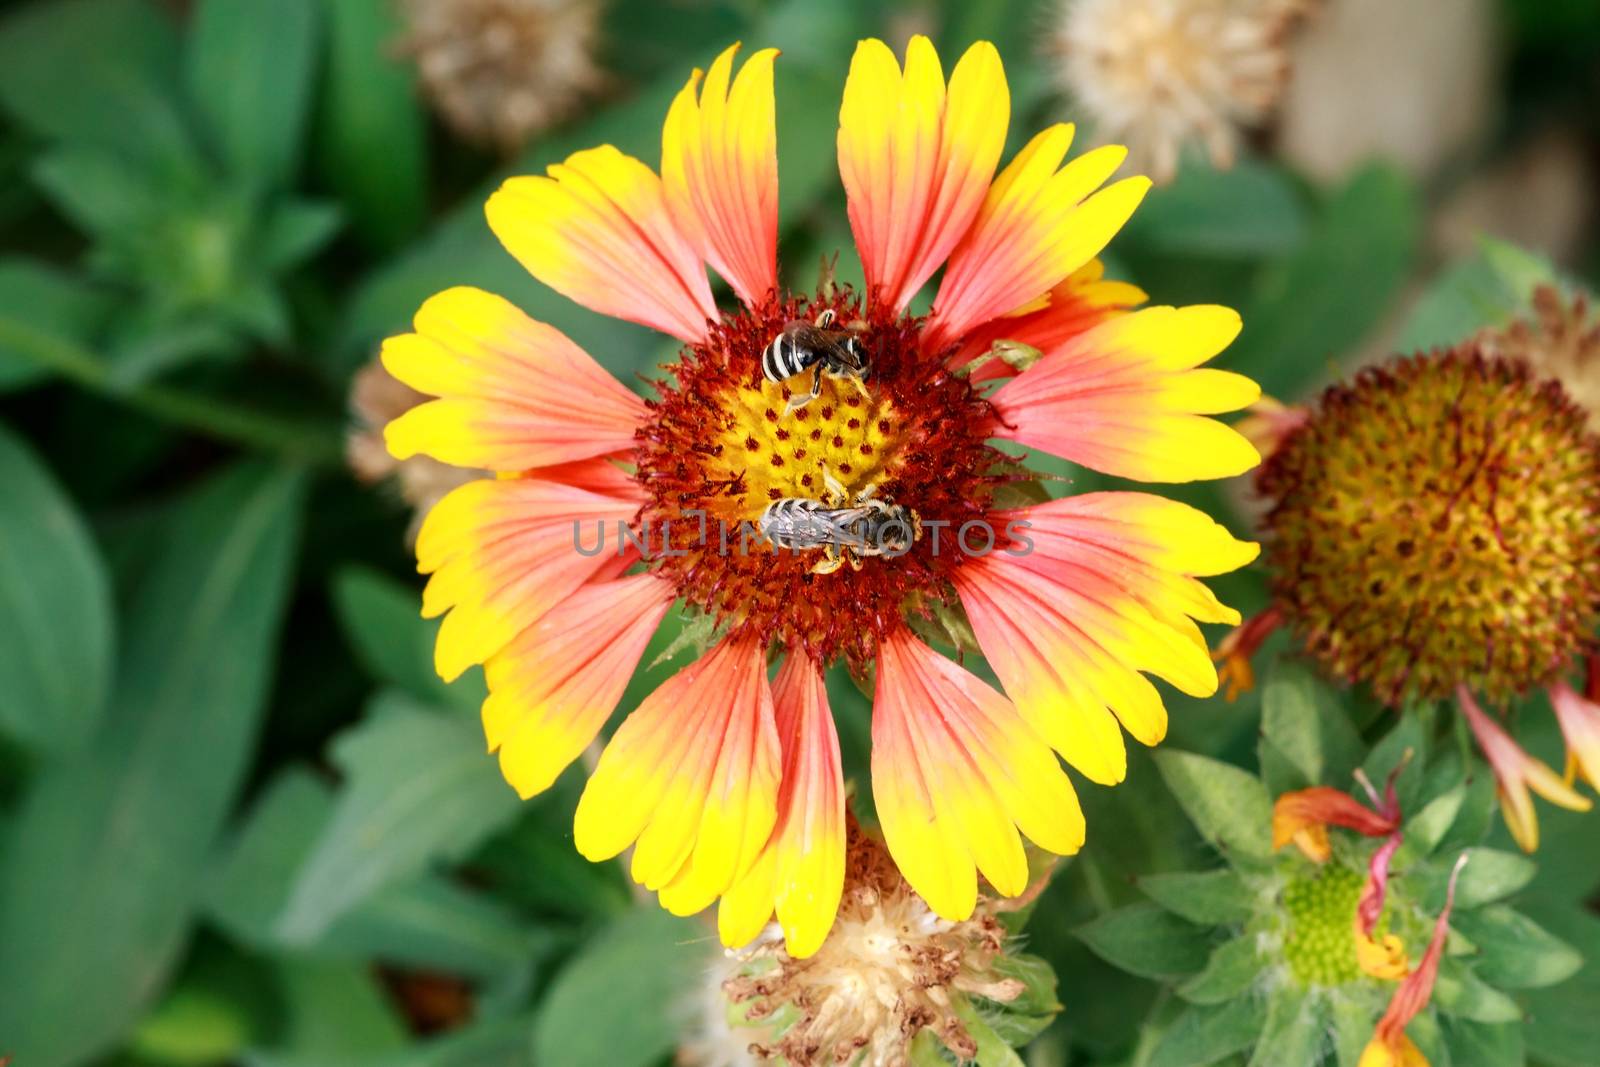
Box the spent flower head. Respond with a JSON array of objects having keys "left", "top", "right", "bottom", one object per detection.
[{"left": 692, "top": 822, "right": 1056, "bottom": 1066}]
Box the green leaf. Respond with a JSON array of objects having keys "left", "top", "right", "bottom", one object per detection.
[
  {"left": 1330, "top": 995, "right": 1378, "bottom": 1067},
  {"left": 983, "top": 954, "right": 1060, "bottom": 1047},
  {"left": 331, "top": 566, "right": 480, "bottom": 712},
  {"left": 1522, "top": 906, "right": 1600, "bottom": 1067},
  {"left": 0, "top": 258, "right": 114, "bottom": 391},
  {"left": 1178, "top": 935, "right": 1265, "bottom": 1005},
  {"left": 315, "top": 0, "right": 427, "bottom": 250},
  {"left": 248, "top": 958, "right": 408, "bottom": 1066},
  {"left": 260, "top": 198, "right": 343, "bottom": 272},
  {"left": 951, "top": 998, "right": 1027, "bottom": 1067},
  {"left": 1226, "top": 164, "right": 1419, "bottom": 399},
  {"left": 1259, "top": 659, "right": 1366, "bottom": 791},
  {"left": 1125, "top": 159, "right": 1308, "bottom": 257},
  {"left": 1452, "top": 905, "right": 1583, "bottom": 990},
  {"left": 1247, "top": 988, "right": 1325, "bottom": 1067},
  {"left": 1433, "top": 958, "right": 1524, "bottom": 1024},
  {"left": 31, "top": 144, "right": 165, "bottom": 238},
  {"left": 0, "top": 462, "right": 304, "bottom": 1067},
  {"left": 276, "top": 692, "right": 522, "bottom": 942},
  {"left": 367, "top": 1015, "right": 537, "bottom": 1067},
  {"left": 532, "top": 907, "right": 709, "bottom": 1067},
  {"left": 205, "top": 765, "right": 542, "bottom": 985},
  {"left": 1074, "top": 903, "right": 1211, "bottom": 979},
  {"left": 186, "top": 0, "right": 320, "bottom": 186},
  {"left": 205, "top": 766, "right": 333, "bottom": 947},
  {"left": 1398, "top": 237, "right": 1558, "bottom": 352},
  {"left": 0, "top": 0, "right": 198, "bottom": 171},
  {"left": 0, "top": 426, "right": 113, "bottom": 752},
  {"left": 1405, "top": 786, "right": 1467, "bottom": 857},
  {"left": 130, "top": 981, "right": 255, "bottom": 1066},
  {"left": 1441, "top": 1016, "right": 1526, "bottom": 1067},
  {"left": 1139, "top": 869, "right": 1258, "bottom": 926},
  {"left": 1153, "top": 750, "right": 1273, "bottom": 864},
  {"left": 1452, "top": 848, "right": 1537, "bottom": 909},
  {"left": 1363, "top": 713, "right": 1428, "bottom": 816},
  {"left": 1147, "top": 997, "right": 1268, "bottom": 1067}
]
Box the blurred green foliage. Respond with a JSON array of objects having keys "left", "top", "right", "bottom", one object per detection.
[{"left": 0, "top": 0, "right": 1596, "bottom": 1065}]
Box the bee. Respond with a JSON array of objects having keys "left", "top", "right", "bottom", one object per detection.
[
  {"left": 757, "top": 472, "right": 922, "bottom": 575},
  {"left": 762, "top": 308, "right": 870, "bottom": 414}
]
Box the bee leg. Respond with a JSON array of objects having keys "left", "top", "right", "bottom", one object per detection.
[
  {"left": 781, "top": 366, "right": 825, "bottom": 416},
  {"left": 814, "top": 308, "right": 836, "bottom": 328},
  {"left": 822, "top": 467, "right": 849, "bottom": 506},
  {"left": 857, "top": 482, "right": 879, "bottom": 503},
  {"left": 811, "top": 545, "right": 844, "bottom": 575},
  {"left": 847, "top": 549, "right": 865, "bottom": 572},
  {"left": 849, "top": 375, "right": 872, "bottom": 403}
]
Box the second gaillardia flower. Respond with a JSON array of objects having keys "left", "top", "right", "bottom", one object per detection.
[{"left": 381, "top": 37, "right": 1260, "bottom": 956}]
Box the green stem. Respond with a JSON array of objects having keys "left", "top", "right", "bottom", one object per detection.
[{"left": 0, "top": 315, "right": 344, "bottom": 466}]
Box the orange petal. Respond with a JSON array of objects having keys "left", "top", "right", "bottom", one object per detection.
[
  {"left": 946, "top": 259, "right": 1146, "bottom": 377},
  {"left": 382, "top": 287, "right": 647, "bottom": 472},
  {"left": 927, "top": 126, "right": 1148, "bottom": 348},
  {"left": 953, "top": 493, "right": 1256, "bottom": 786},
  {"left": 482, "top": 573, "right": 674, "bottom": 798},
  {"left": 990, "top": 304, "right": 1261, "bottom": 482},
  {"left": 871, "top": 628, "right": 1083, "bottom": 921},
  {"left": 1272, "top": 787, "right": 1398, "bottom": 856},
  {"left": 838, "top": 36, "right": 1008, "bottom": 314},
  {"left": 415, "top": 470, "right": 646, "bottom": 681},
  {"left": 718, "top": 652, "right": 846, "bottom": 957},
  {"left": 573, "top": 633, "right": 780, "bottom": 909},
  {"left": 487, "top": 146, "right": 718, "bottom": 342},
  {"left": 662, "top": 43, "right": 779, "bottom": 309}
]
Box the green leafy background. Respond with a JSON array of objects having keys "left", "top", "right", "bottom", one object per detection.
[{"left": 0, "top": 0, "right": 1596, "bottom": 1065}]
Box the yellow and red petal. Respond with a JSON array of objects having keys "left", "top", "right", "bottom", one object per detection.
[
  {"left": 662, "top": 43, "right": 779, "bottom": 309},
  {"left": 990, "top": 305, "right": 1261, "bottom": 483},
  {"left": 481, "top": 573, "right": 674, "bottom": 799},
  {"left": 947, "top": 259, "right": 1147, "bottom": 378},
  {"left": 838, "top": 36, "right": 1008, "bottom": 314},
  {"left": 1459, "top": 686, "right": 1591, "bottom": 852},
  {"left": 573, "top": 632, "right": 780, "bottom": 908},
  {"left": 1272, "top": 787, "right": 1399, "bottom": 858},
  {"left": 872, "top": 628, "right": 1084, "bottom": 921},
  {"left": 1549, "top": 680, "right": 1600, "bottom": 790},
  {"left": 926, "top": 126, "right": 1149, "bottom": 349},
  {"left": 718, "top": 652, "right": 846, "bottom": 957},
  {"left": 953, "top": 493, "right": 1256, "bottom": 786},
  {"left": 487, "top": 146, "right": 718, "bottom": 343},
  {"left": 415, "top": 471, "right": 646, "bottom": 681},
  {"left": 382, "top": 287, "right": 647, "bottom": 472}
]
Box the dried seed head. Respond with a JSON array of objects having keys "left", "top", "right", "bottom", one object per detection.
[
  {"left": 348, "top": 358, "right": 482, "bottom": 534},
  {"left": 1478, "top": 285, "right": 1600, "bottom": 432},
  {"left": 396, "top": 0, "right": 606, "bottom": 152},
  {"left": 1258, "top": 345, "right": 1600, "bottom": 704},
  {"left": 1048, "top": 0, "right": 1314, "bottom": 182},
  {"left": 712, "top": 823, "right": 1025, "bottom": 1067}
]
